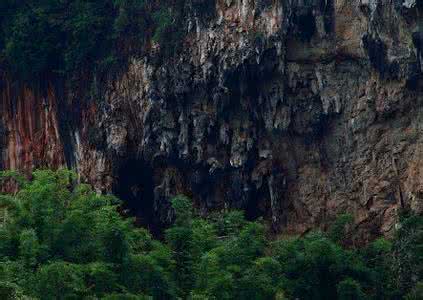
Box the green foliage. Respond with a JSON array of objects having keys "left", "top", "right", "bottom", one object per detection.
[
  {"left": 405, "top": 281, "right": 423, "bottom": 300},
  {"left": 0, "top": 169, "right": 421, "bottom": 299},
  {"left": 3, "top": 6, "right": 63, "bottom": 79},
  {"left": 0, "top": 0, "right": 217, "bottom": 81},
  {"left": 152, "top": 9, "right": 173, "bottom": 44},
  {"left": 0, "top": 169, "right": 173, "bottom": 298},
  {"left": 0, "top": 1, "right": 116, "bottom": 80},
  {"left": 210, "top": 210, "right": 247, "bottom": 236},
  {"left": 0, "top": 228, "right": 16, "bottom": 259},
  {"left": 113, "top": 0, "right": 148, "bottom": 52},
  {"left": 329, "top": 213, "right": 354, "bottom": 244},
  {"left": 165, "top": 195, "right": 195, "bottom": 297},
  {"left": 361, "top": 237, "right": 395, "bottom": 299},
  {"left": 35, "top": 261, "right": 85, "bottom": 299},
  {"left": 392, "top": 211, "right": 423, "bottom": 296},
  {"left": 271, "top": 232, "right": 369, "bottom": 300},
  {"left": 84, "top": 262, "right": 118, "bottom": 296},
  {"left": 18, "top": 229, "right": 40, "bottom": 267},
  {"left": 337, "top": 278, "right": 365, "bottom": 300},
  {"left": 0, "top": 281, "right": 24, "bottom": 300},
  {"left": 103, "top": 293, "right": 150, "bottom": 300},
  {"left": 64, "top": 1, "right": 116, "bottom": 73},
  {"left": 151, "top": 7, "right": 185, "bottom": 58}
]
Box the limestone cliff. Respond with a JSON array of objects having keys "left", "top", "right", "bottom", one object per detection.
[{"left": 1, "top": 0, "right": 422, "bottom": 240}]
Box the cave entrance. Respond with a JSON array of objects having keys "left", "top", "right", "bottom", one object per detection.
[
  {"left": 246, "top": 179, "right": 269, "bottom": 222},
  {"left": 113, "top": 159, "right": 157, "bottom": 234},
  {"left": 293, "top": 9, "right": 316, "bottom": 41}
]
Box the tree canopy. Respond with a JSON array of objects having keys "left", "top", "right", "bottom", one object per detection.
[
  {"left": 0, "top": 169, "right": 421, "bottom": 299},
  {"left": 0, "top": 0, "right": 216, "bottom": 82}
]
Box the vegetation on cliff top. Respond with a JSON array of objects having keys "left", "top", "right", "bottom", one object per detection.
[
  {"left": 0, "top": 0, "right": 215, "bottom": 82},
  {"left": 0, "top": 169, "right": 421, "bottom": 299}
]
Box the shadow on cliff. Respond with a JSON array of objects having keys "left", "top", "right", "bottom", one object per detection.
[{"left": 113, "top": 158, "right": 159, "bottom": 235}]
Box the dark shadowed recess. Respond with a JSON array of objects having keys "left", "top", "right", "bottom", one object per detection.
[
  {"left": 0, "top": 121, "right": 4, "bottom": 170},
  {"left": 113, "top": 158, "right": 158, "bottom": 235},
  {"left": 289, "top": 0, "right": 335, "bottom": 42},
  {"left": 410, "top": 28, "right": 423, "bottom": 90},
  {"left": 293, "top": 9, "right": 316, "bottom": 41},
  {"left": 247, "top": 177, "right": 270, "bottom": 221},
  {"left": 362, "top": 33, "right": 400, "bottom": 80}
]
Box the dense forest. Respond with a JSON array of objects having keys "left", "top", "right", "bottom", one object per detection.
[
  {"left": 0, "top": 170, "right": 421, "bottom": 299},
  {"left": 0, "top": 0, "right": 215, "bottom": 81}
]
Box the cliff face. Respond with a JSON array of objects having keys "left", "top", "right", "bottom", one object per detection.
[
  {"left": 1, "top": 0, "right": 422, "bottom": 239},
  {"left": 0, "top": 81, "right": 65, "bottom": 172}
]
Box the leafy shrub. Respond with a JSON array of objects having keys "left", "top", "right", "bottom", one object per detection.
[
  {"left": 328, "top": 213, "right": 354, "bottom": 244},
  {"left": 0, "top": 0, "right": 205, "bottom": 82},
  {"left": 0, "top": 169, "right": 421, "bottom": 299},
  {"left": 392, "top": 211, "right": 423, "bottom": 295},
  {"left": 337, "top": 278, "right": 365, "bottom": 300}
]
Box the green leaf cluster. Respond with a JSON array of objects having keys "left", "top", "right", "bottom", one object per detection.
[
  {"left": 0, "top": 169, "right": 421, "bottom": 299},
  {"left": 0, "top": 0, "right": 217, "bottom": 82}
]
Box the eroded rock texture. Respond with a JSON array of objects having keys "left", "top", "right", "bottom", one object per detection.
[{"left": 1, "top": 0, "right": 422, "bottom": 240}]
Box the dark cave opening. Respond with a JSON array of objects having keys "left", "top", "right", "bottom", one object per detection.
[
  {"left": 113, "top": 159, "right": 157, "bottom": 234},
  {"left": 321, "top": 0, "right": 334, "bottom": 34},
  {"left": 246, "top": 182, "right": 268, "bottom": 222},
  {"left": 362, "top": 33, "right": 387, "bottom": 74},
  {"left": 293, "top": 10, "right": 316, "bottom": 41},
  {"left": 362, "top": 33, "right": 400, "bottom": 80}
]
